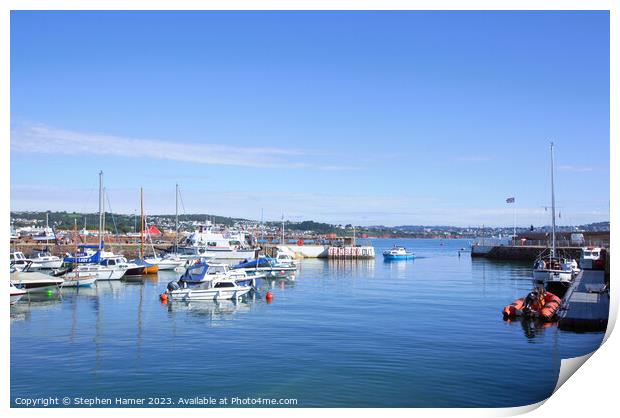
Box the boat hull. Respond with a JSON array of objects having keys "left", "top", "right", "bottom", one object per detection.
[
  {"left": 169, "top": 286, "right": 252, "bottom": 301},
  {"left": 383, "top": 254, "right": 414, "bottom": 260},
  {"left": 533, "top": 269, "right": 574, "bottom": 284}
]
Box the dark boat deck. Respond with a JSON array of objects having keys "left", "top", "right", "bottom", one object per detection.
[{"left": 559, "top": 269, "right": 609, "bottom": 332}]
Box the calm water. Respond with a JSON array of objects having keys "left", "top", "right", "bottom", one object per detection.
[{"left": 11, "top": 239, "right": 604, "bottom": 407}]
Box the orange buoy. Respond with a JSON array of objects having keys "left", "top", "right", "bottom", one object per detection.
[
  {"left": 266, "top": 291, "right": 274, "bottom": 301},
  {"left": 159, "top": 293, "right": 168, "bottom": 303}
]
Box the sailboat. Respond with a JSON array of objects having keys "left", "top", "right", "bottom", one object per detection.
[
  {"left": 132, "top": 187, "right": 159, "bottom": 274},
  {"left": 532, "top": 143, "right": 578, "bottom": 287}
]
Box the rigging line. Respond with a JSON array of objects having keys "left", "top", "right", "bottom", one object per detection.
[
  {"left": 105, "top": 191, "right": 120, "bottom": 251},
  {"left": 81, "top": 183, "right": 96, "bottom": 214}
]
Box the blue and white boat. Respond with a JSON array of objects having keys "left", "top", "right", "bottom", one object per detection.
[
  {"left": 231, "top": 256, "right": 297, "bottom": 274},
  {"left": 382, "top": 246, "right": 415, "bottom": 260},
  {"left": 176, "top": 261, "right": 260, "bottom": 288}
]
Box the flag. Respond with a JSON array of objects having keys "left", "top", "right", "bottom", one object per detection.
[{"left": 506, "top": 197, "right": 515, "bottom": 204}]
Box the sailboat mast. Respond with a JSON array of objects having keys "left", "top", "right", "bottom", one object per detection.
[
  {"left": 140, "top": 187, "right": 144, "bottom": 259},
  {"left": 550, "top": 142, "right": 556, "bottom": 258},
  {"left": 98, "top": 171, "right": 103, "bottom": 247},
  {"left": 175, "top": 183, "right": 179, "bottom": 253}
]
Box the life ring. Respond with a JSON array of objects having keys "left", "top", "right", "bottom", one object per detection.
[{"left": 297, "top": 239, "right": 304, "bottom": 246}]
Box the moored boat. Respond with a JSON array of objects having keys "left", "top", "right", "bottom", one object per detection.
[
  {"left": 382, "top": 246, "right": 414, "bottom": 260},
  {"left": 164, "top": 278, "right": 252, "bottom": 302},
  {"left": 10, "top": 267, "right": 64, "bottom": 293},
  {"left": 60, "top": 271, "right": 97, "bottom": 287},
  {"left": 502, "top": 288, "right": 562, "bottom": 321},
  {"left": 10, "top": 282, "right": 27, "bottom": 304}
]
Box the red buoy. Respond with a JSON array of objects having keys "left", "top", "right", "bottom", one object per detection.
[
  {"left": 266, "top": 291, "right": 274, "bottom": 302},
  {"left": 159, "top": 293, "right": 168, "bottom": 303}
]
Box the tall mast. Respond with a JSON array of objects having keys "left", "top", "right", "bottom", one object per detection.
[
  {"left": 550, "top": 142, "right": 556, "bottom": 258},
  {"left": 281, "top": 212, "right": 285, "bottom": 245},
  {"left": 140, "top": 187, "right": 144, "bottom": 259},
  {"left": 175, "top": 183, "right": 179, "bottom": 253},
  {"left": 45, "top": 211, "right": 49, "bottom": 246},
  {"left": 98, "top": 171, "right": 103, "bottom": 247}
]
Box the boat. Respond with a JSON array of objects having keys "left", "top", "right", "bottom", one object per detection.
[
  {"left": 144, "top": 255, "right": 184, "bottom": 271},
  {"left": 130, "top": 187, "right": 160, "bottom": 274},
  {"left": 580, "top": 247, "right": 607, "bottom": 270},
  {"left": 75, "top": 264, "right": 125, "bottom": 281},
  {"left": 532, "top": 143, "right": 578, "bottom": 287},
  {"left": 382, "top": 246, "right": 415, "bottom": 260},
  {"left": 177, "top": 261, "right": 259, "bottom": 288},
  {"left": 10, "top": 264, "right": 64, "bottom": 293},
  {"left": 60, "top": 271, "right": 97, "bottom": 287},
  {"left": 29, "top": 250, "right": 63, "bottom": 269},
  {"left": 274, "top": 251, "right": 297, "bottom": 267},
  {"left": 179, "top": 220, "right": 257, "bottom": 260},
  {"left": 231, "top": 256, "right": 297, "bottom": 274},
  {"left": 99, "top": 256, "right": 135, "bottom": 277},
  {"left": 10, "top": 282, "right": 27, "bottom": 304},
  {"left": 502, "top": 289, "right": 562, "bottom": 321},
  {"left": 164, "top": 277, "right": 253, "bottom": 302},
  {"left": 10, "top": 251, "right": 43, "bottom": 271}
]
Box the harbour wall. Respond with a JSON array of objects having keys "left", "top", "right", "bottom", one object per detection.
[{"left": 472, "top": 246, "right": 583, "bottom": 262}]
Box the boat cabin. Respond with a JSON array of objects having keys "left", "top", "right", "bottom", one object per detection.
[{"left": 580, "top": 247, "right": 606, "bottom": 270}]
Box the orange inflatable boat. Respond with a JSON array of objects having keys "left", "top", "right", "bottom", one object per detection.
[{"left": 502, "top": 289, "right": 561, "bottom": 321}]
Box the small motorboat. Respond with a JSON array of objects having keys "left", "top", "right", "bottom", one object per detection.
[
  {"left": 231, "top": 256, "right": 297, "bottom": 273},
  {"left": 75, "top": 264, "right": 126, "bottom": 281},
  {"left": 580, "top": 247, "right": 607, "bottom": 270},
  {"left": 10, "top": 265, "right": 64, "bottom": 293},
  {"left": 60, "top": 271, "right": 97, "bottom": 287},
  {"left": 382, "top": 246, "right": 415, "bottom": 260},
  {"left": 10, "top": 282, "right": 27, "bottom": 304},
  {"left": 502, "top": 288, "right": 562, "bottom": 321},
  {"left": 10, "top": 252, "right": 43, "bottom": 271},
  {"left": 29, "top": 250, "right": 63, "bottom": 269},
  {"left": 274, "top": 251, "right": 297, "bottom": 267},
  {"left": 177, "top": 261, "right": 259, "bottom": 288},
  {"left": 101, "top": 256, "right": 143, "bottom": 276},
  {"left": 145, "top": 254, "right": 185, "bottom": 271},
  {"left": 164, "top": 277, "right": 253, "bottom": 302}
]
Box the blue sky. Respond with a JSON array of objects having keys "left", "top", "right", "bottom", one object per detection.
[{"left": 10, "top": 11, "right": 610, "bottom": 226}]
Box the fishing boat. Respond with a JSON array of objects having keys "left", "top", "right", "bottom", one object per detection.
[
  {"left": 179, "top": 221, "right": 257, "bottom": 260},
  {"left": 165, "top": 277, "right": 253, "bottom": 302},
  {"left": 10, "top": 263, "right": 64, "bottom": 293},
  {"left": 532, "top": 143, "right": 578, "bottom": 287},
  {"left": 10, "top": 282, "right": 27, "bottom": 304},
  {"left": 60, "top": 271, "right": 97, "bottom": 287},
  {"left": 29, "top": 250, "right": 63, "bottom": 269},
  {"left": 382, "top": 246, "right": 415, "bottom": 260}
]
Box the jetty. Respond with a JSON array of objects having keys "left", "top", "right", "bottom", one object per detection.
[{"left": 559, "top": 269, "right": 610, "bottom": 332}]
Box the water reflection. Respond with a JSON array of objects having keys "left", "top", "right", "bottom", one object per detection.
[{"left": 166, "top": 299, "right": 252, "bottom": 320}]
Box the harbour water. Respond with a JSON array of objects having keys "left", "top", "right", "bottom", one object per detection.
[{"left": 11, "top": 238, "right": 604, "bottom": 407}]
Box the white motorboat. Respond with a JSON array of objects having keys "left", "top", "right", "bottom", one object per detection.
[
  {"left": 10, "top": 282, "right": 27, "bottom": 304},
  {"left": 179, "top": 221, "right": 257, "bottom": 260},
  {"left": 10, "top": 252, "right": 43, "bottom": 271},
  {"left": 580, "top": 247, "right": 606, "bottom": 270},
  {"left": 60, "top": 271, "right": 97, "bottom": 287},
  {"left": 29, "top": 250, "right": 63, "bottom": 269},
  {"left": 75, "top": 264, "right": 126, "bottom": 281},
  {"left": 166, "top": 277, "right": 252, "bottom": 301},
  {"left": 532, "top": 143, "right": 578, "bottom": 287},
  {"left": 144, "top": 255, "right": 185, "bottom": 271},
  {"left": 176, "top": 262, "right": 259, "bottom": 287},
  {"left": 100, "top": 256, "right": 139, "bottom": 277},
  {"left": 275, "top": 251, "right": 297, "bottom": 267},
  {"left": 10, "top": 268, "right": 64, "bottom": 293}
]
